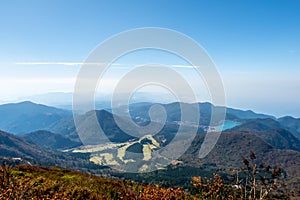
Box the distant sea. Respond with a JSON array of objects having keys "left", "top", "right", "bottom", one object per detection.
[{"left": 218, "top": 121, "right": 240, "bottom": 131}]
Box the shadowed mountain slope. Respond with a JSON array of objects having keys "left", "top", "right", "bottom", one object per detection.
[{"left": 0, "top": 101, "right": 71, "bottom": 134}]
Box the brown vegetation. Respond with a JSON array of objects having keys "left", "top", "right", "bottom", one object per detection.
[
  {"left": 0, "top": 164, "right": 193, "bottom": 200},
  {"left": 0, "top": 151, "right": 295, "bottom": 199},
  {"left": 191, "top": 151, "right": 290, "bottom": 199}
]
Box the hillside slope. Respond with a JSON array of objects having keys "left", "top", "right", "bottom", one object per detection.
[
  {"left": 0, "top": 130, "right": 98, "bottom": 170},
  {"left": 278, "top": 116, "right": 300, "bottom": 140},
  {"left": 0, "top": 101, "right": 71, "bottom": 134},
  {"left": 22, "top": 130, "right": 82, "bottom": 150},
  {"left": 231, "top": 119, "right": 300, "bottom": 151},
  {"left": 180, "top": 131, "right": 300, "bottom": 190}
]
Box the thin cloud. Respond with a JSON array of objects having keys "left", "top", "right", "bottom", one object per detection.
[
  {"left": 15, "top": 62, "right": 122, "bottom": 66},
  {"left": 172, "top": 65, "right": 201, "bottom": 69},
  {"left": 15, "top": 62, "right": 200, "bottom": 70}
]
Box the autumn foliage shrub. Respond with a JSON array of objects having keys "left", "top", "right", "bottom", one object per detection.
[
  {"left": 0, "top": 151, "right": 289, "bottom": 199},
  {"left": 0, "top": 164, "right": 194, "bottom": 200}
]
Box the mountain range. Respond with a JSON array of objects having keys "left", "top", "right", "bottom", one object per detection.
[
  {"left": 1, "top": 101, "right": 300, "bottom": 153},
  {"left": 0, "top": 101, "right": 300, "bottom": 194},
  {"left": 0, "top": 101, "right": 71, "bottom": 134}
]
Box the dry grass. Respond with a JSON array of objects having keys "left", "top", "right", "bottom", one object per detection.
[{"left": 0, "top": 151, "right": 293, "bottom": 199}]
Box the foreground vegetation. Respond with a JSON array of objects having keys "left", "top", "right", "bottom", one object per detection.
[
  {"left": 0, "top": 152, "right": 295, "bottom": 199},
  {"left": 0, "top": 165, "right": 193, "bottom": 200}
]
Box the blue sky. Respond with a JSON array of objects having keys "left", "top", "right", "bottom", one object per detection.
[{"left": 0, "top": 0, "right": 299, "bottom": 117}]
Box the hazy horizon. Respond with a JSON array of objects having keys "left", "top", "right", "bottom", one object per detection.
[{"left": 0, "top": 91, "right": 297, "bottom": 119}]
